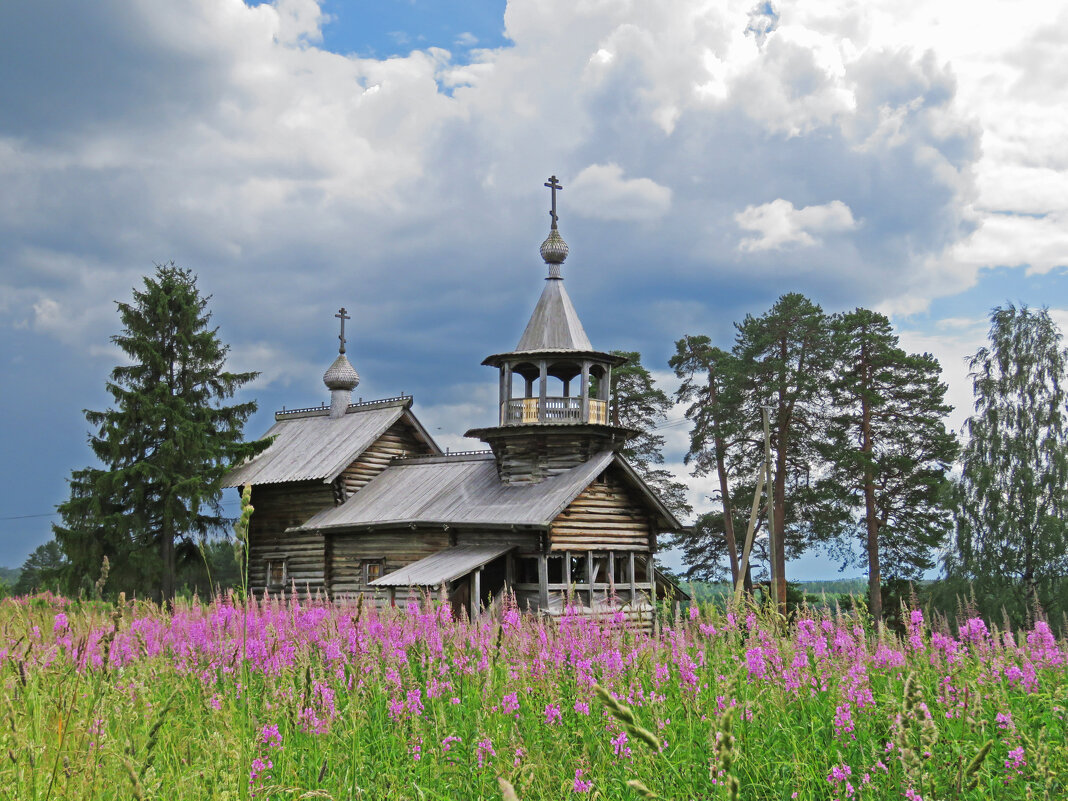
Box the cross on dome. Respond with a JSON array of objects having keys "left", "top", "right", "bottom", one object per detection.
[{"left": 335, "top": 307, "right": 350, "bottom": 354}]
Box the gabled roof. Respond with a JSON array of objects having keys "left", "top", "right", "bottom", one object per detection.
[
  {"left": 293, "top": 450, "right": 685, "bottom": 533},
  {"left": 369, "top": 544, "right": 515, "bottom": 587},
  {"left": 222, "top": 397, "right": 438, "bottom": 488},
  {"left": 296, "top": 451, "right": 614, "bottom": 531},
  {"left": 514, "top": 278, "right": 593, "bottom": 352}
]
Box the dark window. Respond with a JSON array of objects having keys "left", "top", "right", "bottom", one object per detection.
[
  {"left": 634, "top": 555, "right": 650, "bottom": 583},
  {"left": 516, "top": 556, "right": 539, "bottom": 585},
  {"left": 546, "top": 555, "right": 564, "bottom": 584},
  {"left": 364, "top": 560, "right": 384, "bottom": 584},
  {"left": 266, "top": 559, "right": 286, "bottom": 588},
  {"left": 591, "top": 555, "right": 609, "bottom": 585},
  {"left": 569, "top": 553, "right": 589, "bottom": 584},
  {"left": 613, "top": 554, "right": 631, "bottom": 584}
]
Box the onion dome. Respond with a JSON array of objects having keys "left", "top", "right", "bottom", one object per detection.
[
  {"left": 539, "top": 229, "right": 569, "bottom": 275},
  {"left": 323, "top": 353, "right": 360, "bottom": 391}
]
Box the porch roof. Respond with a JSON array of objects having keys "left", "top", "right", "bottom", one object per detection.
[{"left": 368, "top": 544, "right": 515, "bottom": 587}]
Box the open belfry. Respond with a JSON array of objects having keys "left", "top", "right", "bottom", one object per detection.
[{"left": 223, "top": 177, "right": 685, "bottom": 621}]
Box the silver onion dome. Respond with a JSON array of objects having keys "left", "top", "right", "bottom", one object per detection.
[
  {"left": 540, "top": 228, "right": 569, "bottom": 277},
  {"left": 323, "top": 353, "right": 360, "bottom": 391}
]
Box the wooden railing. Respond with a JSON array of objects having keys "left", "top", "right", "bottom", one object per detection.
[{"left": 501, "top": 397, "right": 609, "bottom": 425}]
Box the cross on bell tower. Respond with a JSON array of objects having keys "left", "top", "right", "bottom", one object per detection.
[
  {"left": 544, "top": 175, "right": 562, "bottom": 229},
  {"left": 465, "top": 175, "right": 634, "bottom": 484},
  {"left": 539, "top": 175, "right": 569, "bottom": 276}
]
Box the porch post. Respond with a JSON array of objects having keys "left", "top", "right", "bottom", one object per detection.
[
  {"left": 538, "top": 554, "right": 549, "bottom": 612},
  {"left": 629, "top": 552, "right": 636, "bottom": 603},
  {"left": 471, "top": 568, "right": 482, "bottom": 619}
]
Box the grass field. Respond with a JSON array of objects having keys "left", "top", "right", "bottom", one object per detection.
[{"left": 0, "top": 592, "right": 1064, "bottom": 800}]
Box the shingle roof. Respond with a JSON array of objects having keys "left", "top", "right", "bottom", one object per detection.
[
  {"left": 368, "top": 544, "right": 515, "bottom": 587},
  {"left": 514, "top": 278, "right": 593, "bottom": 352},
  {"left": 295, "top": 451, "right": 616, "bottom": 531},
  {"left": 222, "top": 398, "right": 428, "bottom": 488}
]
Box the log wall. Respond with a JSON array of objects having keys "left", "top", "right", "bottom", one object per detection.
[
  {"left": 248, "top": 481, "right": 334, "bottom": 597},
  {"left": 328, "top": 528, "right": 450, "bottom": 605},
  {"left": 549, "top": 469, "right": 654, "bottom": 552},
  {"left": 338, "top": 420, "right": 431, "bottom": 499}
]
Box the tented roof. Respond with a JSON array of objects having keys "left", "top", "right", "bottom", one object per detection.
[{"left": 514, "top": 278, "right": 593, "bottom": 352}]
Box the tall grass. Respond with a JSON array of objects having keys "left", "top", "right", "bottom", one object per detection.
[{"left": 0, "top": 592, "right": 1064, "bottom": 800}]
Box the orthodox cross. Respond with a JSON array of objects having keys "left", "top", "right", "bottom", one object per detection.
[
  {"left": 335, "top": 307, "right": 350, "bottom": 354},
  {"left": 544, "top": 175, "right": 563, "bottom": 229}
]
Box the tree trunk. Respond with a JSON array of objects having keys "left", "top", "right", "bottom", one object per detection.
[
  {"left": 773, "top": 458, "right": 787, "bottom": 614},
  {"left": 860, "top": 345, "right": 882, "bottom": 624},
  {"left": 714, "top": 434, "right": 740, "bottom": 585},
  {"left": 161, "top": 511, "right": 175, "bottom": 606},
  {"left": 863, "top": 455, "right": 881, "bottom": 623}
]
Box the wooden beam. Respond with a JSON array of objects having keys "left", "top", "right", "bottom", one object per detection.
[
  {"left": 538, "top": 361, "right": 548, "bottom": 422},
  {"left": 629, "top": 552, "right": 636, "bottom": 603},
  {"left": 538, "top": 554, "right": 549, "bottom": 611}
]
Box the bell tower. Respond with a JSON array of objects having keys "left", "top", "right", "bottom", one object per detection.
[{"left": 466, "top": 176, "right": 635, "bottom": 484}]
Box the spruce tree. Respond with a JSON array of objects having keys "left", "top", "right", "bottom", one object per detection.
[
  {"left": 609, "top": 350, "right": 691, "bottom": 518},
  {"left": 951, "top": 304, "right": 1068, "bottom": 619},
  {"left": 53, "top": 263, "right": 267, "bottom": 602},
  {"left": 817, "top": 308, "right": 958, "bottom": 622}
]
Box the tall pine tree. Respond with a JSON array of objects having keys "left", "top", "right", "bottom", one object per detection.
[
  {"left": 669, "top": 336, "right": 748, "bottom": 589},
  {"left": 54, "top": 264, "right": 267, "bottom": 602},
  {"left": 951, "top": 304, "right": 1068, "bottom": 619},
  {"left": 816, "top": 308, "right": 958, "bottom": 622},
  {"left": 732, "top": 293, "right": 832, "bottom": 611}
]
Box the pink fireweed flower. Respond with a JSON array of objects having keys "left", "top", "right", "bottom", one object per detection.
[
  {"left": 53, "top": 612, "right": 69, "bottom": 633},
  {"left": 904, "top": 790, "right": 923, "bottom": 801},
  {"left": 745, "top": 647, "right": 767, "bottom": 680},
  {"left": 996, "top": 712, "right": 1014, "bottom": 730},
  {"left": 689, "top": 605, "right": 700, "bottom": 621},
  {"left": 544, "top": 703, "right": 562, "bottom": 725},
  {"left": 827, "top": 763, "right": 851, "bottom": 783},
  {"left": 1005, "top": 745, "right": 1026, "bottom": 776},
  {"left": 501, "top": 691, "right": 520, "bottom": 716},
  {"left": 611, "top": 731, "right": 631, "bottom": 760},
  {"left": 574, "top": 700, "right": 590, "bottom": 716},
  {"left": 572, "top": 768, "right": 593, "bottom": 793},
  {"left": 260, "top": 723, "right": 282, "bottom": 749},
  {"left": 249, "top": 757, "right": 273, "bottom": 794},
  {"left": 833, "top": 703, "right": 855, "bottom": 740},
  {"left": 475, "top": 737, "right": 495, "bottom": 768},
  {"left": 406, "top": 688, "right": 424, "bottom": 717},
  {"left": 959, "top": 617, "right": 989, "bottom": 645},
  {"left": 441, "top": 735, "right": 462, "bottom": 753},
  {"left": 502, "top": 608, "right": 521, "bottom": 631}
]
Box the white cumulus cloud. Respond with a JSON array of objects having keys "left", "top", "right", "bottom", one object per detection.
[
  {"left": 568, "top": 164, "right": 672, "bottom": 222},
  {"left": 735, "top": 199, "right": 857, "bottom": 251}
]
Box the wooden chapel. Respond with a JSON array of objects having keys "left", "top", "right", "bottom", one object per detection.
[{"left": 223, "top": 177, "right": 686, "bottom": 621}]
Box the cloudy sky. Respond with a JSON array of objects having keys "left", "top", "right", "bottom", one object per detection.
[{"left": 1, "top": 0, "right": 1065, "bottom": 578}]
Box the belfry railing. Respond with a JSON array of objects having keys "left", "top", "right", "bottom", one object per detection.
[{"left": 501, "top": 397, "right": 608, "bottom": 425}]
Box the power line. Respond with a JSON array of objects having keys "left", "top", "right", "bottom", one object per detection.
[{"left": 0, "top": 512, "right": 59, "bottom": 521}]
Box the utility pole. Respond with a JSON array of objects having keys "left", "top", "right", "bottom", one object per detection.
[{"left": 762, "top": 405, "right": 785, "bottom": 615}]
